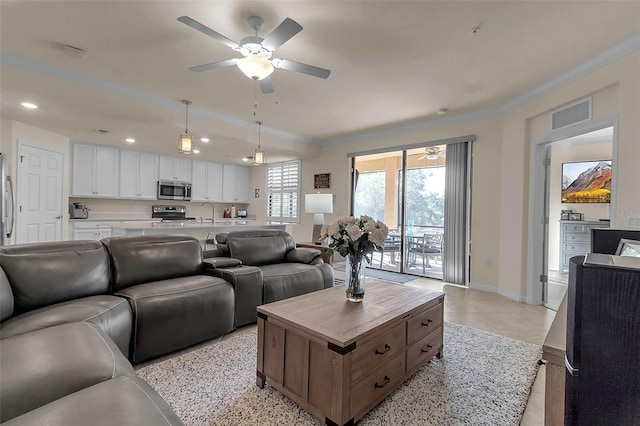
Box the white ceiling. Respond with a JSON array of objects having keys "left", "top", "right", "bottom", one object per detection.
[{"left": 1, "top": 1, "right": 639, "bottom": 164}]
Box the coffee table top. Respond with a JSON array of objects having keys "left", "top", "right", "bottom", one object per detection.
[{"left": 257, "top": 280, "right": 443, "bottom": 348}]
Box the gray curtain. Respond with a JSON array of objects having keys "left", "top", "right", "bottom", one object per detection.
[{"left": 443, "top": 142, "right": 469, "bottom": 284}]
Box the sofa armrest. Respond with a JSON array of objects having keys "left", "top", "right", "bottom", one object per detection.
[
  {"left": 285, "top": 248, "right": 322, "bottom": 264},
  {"left": 203, "top": 257, "right": 243, "bottom": 270}
]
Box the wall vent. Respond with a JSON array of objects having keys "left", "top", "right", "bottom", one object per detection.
[{"left": 551, "top": 98, "right": 591, "bottom": 131}]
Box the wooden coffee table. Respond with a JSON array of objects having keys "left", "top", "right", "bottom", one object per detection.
[{"left": 256, "top": 280, "right": 444, "bottom": 426}]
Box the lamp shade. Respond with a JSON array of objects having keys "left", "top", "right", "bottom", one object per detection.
[
  {"left": 305, "top": 193, "right": 333, "bottom": 214},
  {"left": 237, "top": 55, "right": 274, "bottom": 80},
  {"left": 177, "top": 131, "right": 194, "bottom": 154},
  {"left": 253, "top": 147, "right": 266, "bottom": 165}
]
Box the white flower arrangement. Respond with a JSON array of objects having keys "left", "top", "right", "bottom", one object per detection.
[{"left": 320, "top": 215, "right": 389, "bottom": 262}]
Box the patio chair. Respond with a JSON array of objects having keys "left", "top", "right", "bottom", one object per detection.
[{"left": 408, "top": 233, "right": 443, "bottom": 273}]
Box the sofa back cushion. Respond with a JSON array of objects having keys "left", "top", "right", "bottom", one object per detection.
[
  {"left": 0, "top": 241, "right": 110, "bottom": 314},
  {"left": 0, "top": 267, "right": 14, "bottom": 321},
  {"left": 226, "top": 230, "right": 296, "bottom": 266},
  {"left": 102, "top": 235, "right": 203, "bottom": 292}
]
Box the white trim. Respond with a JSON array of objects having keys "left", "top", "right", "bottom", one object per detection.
[{"left": 527, "top": 116, "right": 618, "bottom": 305}]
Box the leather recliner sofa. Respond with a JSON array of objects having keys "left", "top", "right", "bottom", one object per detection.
[
  {"left": 207, "top": 229, "right": 334, "bottom": 327},
  {"left": 0, "top": 234, "right": 235, "bottom": 425}
]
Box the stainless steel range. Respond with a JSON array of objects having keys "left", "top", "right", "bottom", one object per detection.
[{"left": 151, "top": 205, "right": 197, "bottom": 222}]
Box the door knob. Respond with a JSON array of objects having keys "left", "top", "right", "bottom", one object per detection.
[{"left": 56, "top": 215, "right": 62, "bottom": 219}]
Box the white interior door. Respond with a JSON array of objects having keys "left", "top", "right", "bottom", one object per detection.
[{"left": 16, "top": 144, "right": 64, "bottom": 243}]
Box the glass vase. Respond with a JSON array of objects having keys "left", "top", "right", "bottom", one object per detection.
[{"left": 345, "top": 254, "right": 366, "bottom": 302}]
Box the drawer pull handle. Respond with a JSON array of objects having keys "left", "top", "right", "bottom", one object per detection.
[
  {"left": 422, "top": 319, "right": 434, "bottom": 327},
  {"left": 375, "top": 344, "right": 391, "bottom": 355},
  {"left": 374, "top": 376, "right": 391, "bottom": 389},
  {"left": 421, "top": 344, "right": 433, "bottom": 353}
]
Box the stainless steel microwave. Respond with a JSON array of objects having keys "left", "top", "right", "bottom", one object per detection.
[{"left": 157, "top": 180, "right": 192, "bottom": 201}]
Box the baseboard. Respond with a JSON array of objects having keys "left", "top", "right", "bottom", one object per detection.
[{"left": 469, "top": 282, "right": 526, "bottom": 303}]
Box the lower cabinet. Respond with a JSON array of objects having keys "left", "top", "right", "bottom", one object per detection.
[
  {"left": 70, "top": 222, "right": 112, "bottom": 241},
  {"left": 559, "top": 220, "right": 609, "bottom": 272}
]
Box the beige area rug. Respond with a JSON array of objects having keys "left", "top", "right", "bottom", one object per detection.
[{"left": 137, "top": 322, "right": 542, "bottom": 426}]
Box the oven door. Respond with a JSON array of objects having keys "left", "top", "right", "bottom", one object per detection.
[{"left": 157, "top": 181, "right": 191, "bottom": 201}]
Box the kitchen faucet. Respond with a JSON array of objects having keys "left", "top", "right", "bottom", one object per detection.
[{"left": 201, "top": 202, "right": 215, "bottom": 221}]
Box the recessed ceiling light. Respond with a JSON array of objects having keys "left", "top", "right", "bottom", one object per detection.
[
  {"left": 193, "top": 149, "right": 200, "bottom": 154},
  {"left": 200, "top": 137, "right": 210, "bottom": 143},
  {"left": 125, "top": 138, "right": 135, "bottom": 143},
  {"left": 21, "top": 102, "right": 38, "bottom": 109},
  {"left": 242, "top": 156, "right": 251, "bottom": 162},
  {"left": 436, "top": 108, "right": 449, "bottom": 115}
]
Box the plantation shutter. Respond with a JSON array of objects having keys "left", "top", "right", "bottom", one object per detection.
[{"left": 267, "top": 160, "right": 300, "bottom": 222}]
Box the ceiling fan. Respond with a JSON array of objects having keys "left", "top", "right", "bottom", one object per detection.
[
  {"left": 418, "top": 147, "right": 446, "bottom": 161},
  {"left": 177, "top": 15, "right": 331, "bottom": 94}
]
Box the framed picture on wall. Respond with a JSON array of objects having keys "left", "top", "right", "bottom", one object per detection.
[{"left": 561, "top": 160, "right": 612, "bottom": 203}]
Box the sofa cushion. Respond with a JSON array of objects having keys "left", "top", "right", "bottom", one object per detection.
[
  {"left": 116, "top": 275, "right": 234, "bottom": 363},
  {"left": 0, "top": 295, "right": 133, "bottom": 357},
  {"left": 226, "top": 230, "right": 296, "bottom": 266},
  {"left": 0, "top": 241, "right": 110, "bottom": 314},
  {"left": 102, "top": 235, "right": 204, "bottom": 292},
  {"left": 0, "top": 322, "right": 135, "bottom": 423},
  {"left": 0, "top": 267, "right": 13, "bottom": 321},
  {"left": 261, "top": 263, "right": 326, "bottom": 304},
  {"left": 3, "top": 376, "right": 184, "bottom": 426}
]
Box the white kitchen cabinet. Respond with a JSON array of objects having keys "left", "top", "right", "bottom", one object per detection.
[
  {"left": 191, "top": 160, "right": 223, "bottom": 202},
  {"left": 70, "top": 221, "right": 112, "bottom": 241},
  {"left": 119, "top": 150, "right": 158, "bottom": 199},
  {"left": 71, "top": 144, "right": 119, "bottom": 198},
  {"left": 159, "top": 155, "right": 192, "bottom": 181},
  {"left": 222, "top": 164, "right": 250, "bottom": 203}
]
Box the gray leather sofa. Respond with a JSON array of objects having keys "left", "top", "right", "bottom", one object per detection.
[
  {"left": 0, "top": 234, "right": 235, "bottom": 425},
  {"left": 208, "top": 230, "right": 334, "bottom": 327}
]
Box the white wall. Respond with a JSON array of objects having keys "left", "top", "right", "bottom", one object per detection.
[{"left": 548, "top": 141, "right": 612, "bottom": 270}]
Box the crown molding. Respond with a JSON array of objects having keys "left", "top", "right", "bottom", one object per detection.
[{"left": 324, "top": 32, "right": 640, "bottom": 146}]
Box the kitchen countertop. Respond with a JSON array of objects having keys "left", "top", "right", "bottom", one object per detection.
[{"left": 108, "top": 220, "right": 271, "bottom": 230}]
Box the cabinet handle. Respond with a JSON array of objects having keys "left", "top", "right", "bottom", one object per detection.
[
  {"left": 421, "top": 344, "right": 434, "bottom": 353},
  {"left": 374, "top": 376, "right": 391, "bottom": 389},
  {"left": 375, "top": 344, "right": 391, "bottom": 355},
  {"left": 421, "top": 319, "right": 433, "bottom": 327}
]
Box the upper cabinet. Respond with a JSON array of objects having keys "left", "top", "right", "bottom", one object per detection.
[
  {"left": 71, "top": 144, "right": 119, "bottom": 198},
  {"left": 119, "top": 150, "right": 158, "bottom": 199},
  {"left": 191, "top": 160, "right": 223, "bottom": 202},
  {"left": 222, "top": 164, "right": 250, "bottom": 204},
  {"left": 159, "top": 156, "right": 192, "bottom": 181}
]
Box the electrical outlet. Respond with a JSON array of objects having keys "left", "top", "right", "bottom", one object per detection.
[{"left": 484, "top": 258, "right": 492, "bottom": 267}]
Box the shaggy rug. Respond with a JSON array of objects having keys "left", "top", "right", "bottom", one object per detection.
[{"left": 137, "top": 322, "right": 542, "bottom": 426}]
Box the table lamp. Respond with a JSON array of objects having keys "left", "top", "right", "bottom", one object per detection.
[{"left": 305, "top": 193, "right": 333, "bottom": 244}]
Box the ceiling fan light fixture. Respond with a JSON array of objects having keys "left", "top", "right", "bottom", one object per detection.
[
  {"left": 237, "top": 54, "right": 274, "bottom": 80},
  {"left": 426, "top": 153, "right": 439, "bottom": 160},
  {"left": 177, "top": 100, "right": 194, "bottom": 154}
]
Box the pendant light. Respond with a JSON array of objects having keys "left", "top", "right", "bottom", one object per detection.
[
  {"left": 253, "top": 121, "right": 266, "bottom": 165},
  {"left": 177, "top": 100, "right": 194, "bottom": 154}
]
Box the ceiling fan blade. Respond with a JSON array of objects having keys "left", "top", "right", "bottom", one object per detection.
[
  {"left": 178, "top": 16, "right": 240, "bottom": 50},
  {"left": 258, "top": 76, "right": 275, "bottom": 94},
  {"left": 272, "top": 58, "right": 331, "bottom": 79},
  {"left": 188, "top": 58, "right": 238, "bottom": 72},
  {"left": 261, "top": 18, "right": 303, "bottom": 52}
]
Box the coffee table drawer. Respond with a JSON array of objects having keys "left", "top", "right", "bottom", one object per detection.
[
  {"left": 351, "top": 322, "right": 406, "bottom": 382},
  {"left": 407, "top": 303, "right": 442, "bottom": 344},
  {"left": 350, "top": 351, "right": 406, "bottom": 418},
  {"left": 407, "top": 327, "right": 442, "bottom": 373}
]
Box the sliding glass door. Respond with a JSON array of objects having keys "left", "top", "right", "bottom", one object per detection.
[{"left": 351, "top": 139, "right": 471, "bottom": 284}]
